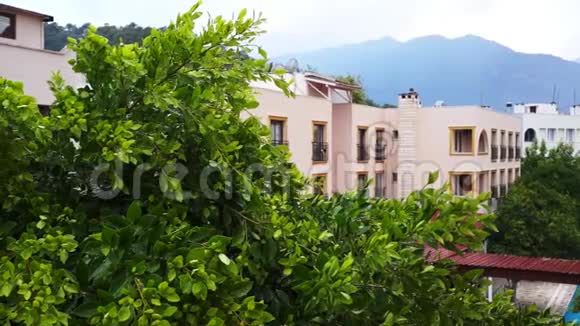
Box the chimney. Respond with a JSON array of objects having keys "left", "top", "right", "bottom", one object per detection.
[{"left": 397, "top": 88, "right": 420, "bottom": 198}]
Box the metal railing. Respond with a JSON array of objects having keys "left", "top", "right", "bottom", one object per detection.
[
  {"left": 491, "top": 145, "right": 498, "bottom": 161},
  {"left": 357, "top": 144, "right": 369, "bottom": 161},
  {"left": 272, "top": 140, "right": 288, "bottom": 146},
  {"left": 515, "top": 147, "right": 521, "bottom": 160},
  {"left": 491, "top": 185, "right": 498, "bottom": 199},
  {"left": 500, "top": 185, "right": 507, "bottom": 197},
  {"left": 500, "top": 145, "right": 507, "bottom": 161},
  {"left": 508, "top": 146, "right": 514, "bottom": 161},
  {"left": 312, "top": 142, "right": 328, "bottom": 162},
  {"left": 375, "top": 144, "right": 386, "bottom": 161},
  {"left": 375, "top": 186, "right": 386, "bottom": 198}
]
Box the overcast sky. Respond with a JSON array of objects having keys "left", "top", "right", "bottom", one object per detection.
[{"left": 6, "top": 0, "right": 580, "bottom": 60}]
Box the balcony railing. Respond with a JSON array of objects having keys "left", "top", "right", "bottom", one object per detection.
[
  {"left": 491, "top": 145, "right": 498, "bottom": 161},
  {"left": 375, "top": 144, "right": 386, "bottom": 161},
  {"left": 272, "top": 139, "right": 288, "bottom": 146},
  {"left": 508, "top": 146, "right": 514, "bottom": 161},
  {"left": 375, "top": 186, "right": 386, "bottom": 198},
  {"left": 500, "top": 145, "right": 507, "bottom": 161},
  {"left": 500, "top": 184, "right": 507, "bottom": 197},
  {"left": 357, "top": 144, "right": 369, "bottom": 161},
  {"left": 515, "top": 147, "right": 521, "bottom": 160},
  {"left": 491, "top": 185, "right": 498, "bottom": 199},
  {"left": 312, "top": 142, "right": 328, "bottom": 162}
]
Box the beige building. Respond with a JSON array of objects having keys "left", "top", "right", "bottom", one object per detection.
[
  {"left": 0, "top": 4, "right": 83, "bottom": 106},
  {"left": 251, "top": 76, "right": 521, "bottom": 201}
]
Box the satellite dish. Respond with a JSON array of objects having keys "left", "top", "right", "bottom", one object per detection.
[{"left": 285, "top": 58, "right": 300, "bottom": 73}]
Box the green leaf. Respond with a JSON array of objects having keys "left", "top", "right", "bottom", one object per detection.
[
  {"left": 127, "top": 201, "right": 142, "bottom": 221},
  {"left": 427, "top": 170, "right": 440, "bottom": 185},
  {"left": 118, "top": 306, "right": 131, "bottom": 322},
  {"left": 162, "top": 306, "right": 178, "bottom": 317},
  {"left": 218, "top": 253, "right": 231, "bottom": 265}
]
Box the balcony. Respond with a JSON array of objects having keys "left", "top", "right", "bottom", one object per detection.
[
  {"left": 375, "top": 186, "right": 386, "bottom": 198},
  {"left": 491, "top": 185, "right": 498, "bottom": 199},
  {"left": 515, "top": 147, "right": 521, "bottom": 160},
  {"left": 500, "top": 145, "right": 507, "bottom": 161},
  {"left": 375, "top": 144, "right": 386, "bottom": 161},
  {"left": 508, "top": 146, "right": 514, "bottom": 161},
  {"left": 312, "top": 142, "right": 328, "bottom": 162},
  {"left": 491, "top": 145, "right": 498, "bottom": 161},
  {"left": 500, "top": 185, "right": 507, "bottom": 197},
  {"left": 272, "top": 140, "right": 289, "bottom": 146},
  {"left": 357, "top": 144, "right": 369, "bottom": 161}
]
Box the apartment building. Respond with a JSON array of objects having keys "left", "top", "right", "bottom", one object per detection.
[
  {"left": 512, "top": 103, "right": 580, "bottom": 156},
  {"left": 251, "top": 75, "right": 521, "bottom": 200},
  {"left": 0, "top": 4, "right": 82, "bottom": 107},
  {"left": 397, "top": 90, "right": 522, "bottom": 201},
  {"left": 249, "top": 73, "right": 399, "bottom": 197}
]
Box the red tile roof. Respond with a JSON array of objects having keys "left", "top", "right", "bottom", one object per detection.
[{"left": 451, "top": 252, "right": 580, "bottom": 275}]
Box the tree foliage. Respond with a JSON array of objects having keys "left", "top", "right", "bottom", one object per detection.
[
  {"left": 334, "top": 74, "right": 395, "bottom": 108},
  {"left": 490, "top": 142, "right": 580, "bottom": 259},
  {"left": 1, "top": 4, "right": 566, "bottom": 325}
]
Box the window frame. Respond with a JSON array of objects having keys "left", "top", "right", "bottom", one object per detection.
[
  {"left": 449, "top": 172, "right": 476, "bottom": 197},
  {"left": 449, "top": 126, "right": 476, "bottom": 156},
  {"left": 0, "top": 12, "right": 16, "bottom": 40},
  {"left": 269, "top": 116, "right": 288, "bottom": 146},
  {"left": 374, "top": 171, "right": 385, "bottom": 198},
  {"left": 312, "top": 173, "right": 327, "bottom": 196},
  {"left": 357, "top": 172, "right": 369, "bottom": 196}
]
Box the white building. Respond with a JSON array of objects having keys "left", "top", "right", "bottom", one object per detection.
[{"left": 513, "top": 103, "right": 580, "bottom": 155}]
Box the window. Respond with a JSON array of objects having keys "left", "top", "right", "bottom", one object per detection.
[
  {"left": 523, "top": 129, "right": 536, "bottom": 142},
  {"left": 312, "top": 122, "right": 327, "bottom": 162},
  {"left": 375, "top": 172, "right": 385, "bottom": 198},
  {"left": 392, "top": 173, "right": 398, "bottom": 182},
  {"left": 566, "top": 129, "right": 575, "bottom": 143},
  {"left": 478, "top": 172, "right": 488, "bottom": 194},
  {"left": 450, "top": 127, "right": 474, "bottom": 155},
  {"left": 528, "top": 105, "right": 537, "bottom": 113},
  {"left": 393, "top": 130, "right": 399, "bottom": 140},
  {"left": 375, "top": 129, "right": 386, "bottom": 160},
  {"left": 451, "top": 173, "right": 473, "bottom": 196},
  {"left": 539, "top": 128, "right": 547, "bottom": 140},
  {"left": 547, "top": 128, "right": 556, "bottom": 142},
  {"left": 0, "top": 13, "right": 15, "bottom": 39},
  {"left": 312, "top": 174, "right": 326, "bottom": 196},
  {"left": 357, "top": 127, "right": 369, "bottom": 161},
  {"left": 357, "top": 173, "right": 368, "bottom": 196},
  {"left": 477, "top": 130, "right": 489, "bottom": 154},
  {"left": 270, "top": 117, "right": 287, "bottom": 146}
]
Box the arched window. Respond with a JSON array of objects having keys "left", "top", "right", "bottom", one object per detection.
[
  {"left": 478, "top": 130, "right": 489, "bottom": 154},
  {"left": 524, "top": 128, "right": 536, "bottom": 142}
]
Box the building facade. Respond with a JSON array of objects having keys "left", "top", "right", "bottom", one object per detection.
[
  {"left": 0, "top": 4, "right": 83, "bottom": 106},
  {"left": 513, "top": 103, "right": 580, "bottom": 156},
  {"left": 251, "top": 75, "right": 521, "bottom": 201}
]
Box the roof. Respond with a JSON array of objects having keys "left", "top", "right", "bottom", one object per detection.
[
  {"left": 0, "top": 4, "right": 53, "bottom": 22},
  {"left": 452, "top": 252, "right": 580, "bottom": 275},
  {"left": 303, "top": 72, "right": 361, "bottom": 90},
  {"left": 427, "top": 246, "right": 580, "bottom": 284}
]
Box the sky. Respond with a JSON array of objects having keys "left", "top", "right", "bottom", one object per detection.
[{"left": 5, "top": 0, "right": 580, "bottom": 60}]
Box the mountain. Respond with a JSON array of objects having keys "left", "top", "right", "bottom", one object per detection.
[{"left": 276, "top": 35, "right": 580, "bottom": 108}]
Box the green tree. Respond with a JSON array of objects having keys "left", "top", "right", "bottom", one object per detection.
[
  {"left": 44, "top": 22, "right": 154, "bottom": 51},
  {"left": 1, "top": 4, "right": 566, "bottom": 325},
  {"left": 490, "top": 142, "right": 580, "bottom": 259},
  {"left": 334, "top": 74, "right": 396, "bottom": 107}
]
